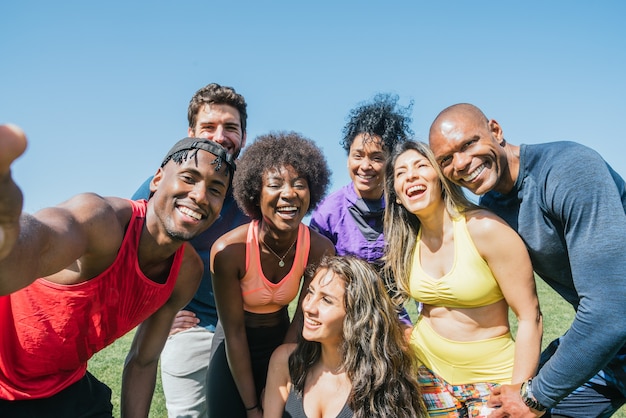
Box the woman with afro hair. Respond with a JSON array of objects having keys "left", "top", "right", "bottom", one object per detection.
[{"left": 206, "top": 131, "right": 335, "bottom": 418}]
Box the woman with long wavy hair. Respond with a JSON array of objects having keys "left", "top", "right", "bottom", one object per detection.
[
  {"left": 383, "top": 141, "right": 542, "bottom": 417},
  {"left": 264, "top": 255, "right": 426, "bottom": 418}
]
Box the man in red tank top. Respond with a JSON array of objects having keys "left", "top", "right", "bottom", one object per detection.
[{"left": 0, "top": 125, "right": 234, "bottom": 417}]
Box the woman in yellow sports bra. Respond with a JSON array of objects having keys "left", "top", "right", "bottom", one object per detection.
[
  {"left": 383, "top": 141, "right": 543, "bottom": 417},
  {"left": 206, "top": 132, "right": 335, "bottom": 418}
]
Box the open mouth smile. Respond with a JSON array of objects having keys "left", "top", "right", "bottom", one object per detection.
[
  {"left": 406, "top": 185, "right": 426, "bottom": 197},
  {"left": 463, "top": 164, "right": 485, "bottom": 182},
  {"left": 277, "top": 206, "right": 298, "bottom": 215},
  {"left": 177, "top": 206, "right": 203, "bottom": 221}
]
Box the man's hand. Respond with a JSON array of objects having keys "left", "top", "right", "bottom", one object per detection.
[
  {"left": 169, "top": 310, "right": 200, "bottom": 335},
  {"left": 0, "top": 124, "right": 27, "bottom": 261},
  {"left": 488, "top": 384, "right": 546, "bottom": 417},
  {"left": 0, "top": 124, "right": 27, "bottom": 176}
]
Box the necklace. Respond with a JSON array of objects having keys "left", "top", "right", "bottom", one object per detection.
[{"left": 263, "top": 237, "right": 297, "bottom": 267}]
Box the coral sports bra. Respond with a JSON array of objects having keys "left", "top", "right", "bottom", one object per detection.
[{"left": 241, "top": 220, "right": 310, "bottom": 314}]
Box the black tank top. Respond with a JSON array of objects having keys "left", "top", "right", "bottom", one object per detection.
[{"left": 283, "top": 387, "right": 353, "bottom": 418}]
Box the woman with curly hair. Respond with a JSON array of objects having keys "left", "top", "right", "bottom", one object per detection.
[
  {"left": 383, "top": 141, "right": 542, "bottom": 417},
  {"left": 264, "top": 255, "right": 426, "bottom": 418},
  {"left": 309, "top": 93, "right": 414, "bottom": 326},
  {"left": 206, "top": 131, "right": 335, "bottom": 418}
]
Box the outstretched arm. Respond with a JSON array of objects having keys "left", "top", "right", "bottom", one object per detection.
[
  {"left": 0, "top": 124, "right": 27, "bottom": 261},
  {"left": 0, "top": 127, "right": 129, "bottom": 295}
]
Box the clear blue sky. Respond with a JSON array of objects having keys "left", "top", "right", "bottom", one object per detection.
[{"left": 2, "top": 1, "right": 625, "bottom": 213}]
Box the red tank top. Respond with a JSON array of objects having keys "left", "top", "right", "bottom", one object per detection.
[{"left": 0, "top": 199, "right": 183, "bottom": 400}]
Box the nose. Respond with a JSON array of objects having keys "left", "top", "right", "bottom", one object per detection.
[
  {"left": 212, "top": 125, "right": 226, "bottom": 144},
  {"left": 302, "top": 294, "right": 317, "bottom": 315},
  {"left": 452, "top": 152, "right": 471, "bottom": 172},
  {"left": 302, "top": 298, "right": 317, "bottom": 317},
  {"left": 280, "top": 184, "right": 297, "bottom": 199},
  {"left": 359, "top": 157, "right": 373, "bottom": 170},
  {"left": 189, "top": 182, "right": 208, "bottom": 206},
  {"left": 405, "top": 165, "right": 419, "bottom": 180}
]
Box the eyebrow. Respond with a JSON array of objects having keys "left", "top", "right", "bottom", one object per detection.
[
  {"left": 199, "top": 121, "right": 241, "bottom": 127},
  {"left": 320, "top": 291, "right": 339, "bottom": 301},
  {"left": 317, "top": 281, "right": 341, "bottom": 300},
  {"left": 184, "top": 166, "right": 229, "bottom": 187},
  {"left": 266, "top": 172, "right": 305, "bottom": 181}
]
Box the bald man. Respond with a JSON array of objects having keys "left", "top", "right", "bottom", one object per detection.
[{"left": 429, "top": 103, "right": 626, "bottom": 417}]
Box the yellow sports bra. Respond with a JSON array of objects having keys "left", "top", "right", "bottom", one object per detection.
[{"left": 409, "top": 215, "right": 504, "bottom": 308}]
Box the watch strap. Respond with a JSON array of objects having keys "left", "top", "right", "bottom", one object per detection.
[{"left": 520, "top": 379, "right": 547, "bottom": 412}]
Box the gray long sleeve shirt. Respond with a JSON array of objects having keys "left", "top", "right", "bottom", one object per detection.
[{"left": 481, "top": 141, "right": 626, "bottom": 408}]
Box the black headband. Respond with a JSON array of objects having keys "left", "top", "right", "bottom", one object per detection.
[{"left": 161, "top": 137, "right": 236, "bottom": 174}]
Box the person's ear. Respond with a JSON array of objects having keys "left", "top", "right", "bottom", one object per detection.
[
  {"left": 188, "top": 126, "right": 195, "bottom": 137},
  {"left": 150, "top": 167, "right": 164, "bottom": 194},
  {"left": 240, "top": 131, "right": 247, "bottom": 149},
  {"left": 488, "top": 119, "right": 505, "bottom": 145}
]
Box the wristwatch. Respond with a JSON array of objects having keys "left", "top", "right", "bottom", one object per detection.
[{"left": 520, "top": 378, "right": 547, "bottom": 412}]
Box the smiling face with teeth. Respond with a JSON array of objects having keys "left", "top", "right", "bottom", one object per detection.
[
  {"left": 393, "top": 149, "right": 443, "bottom": 216},
  {"left": 301, "top": 268, "right": 346, "bottom": 345},
  {"left": 429, "top": 104, "right": 515, "bottom": 195},
  {"left": 347, "top": 133, "right": 386, "bottom": 200},
  {"left": 259, "top": 164, "right": 310, "bottom": 232},
  {"left": 148, "top": 149, "right": 230, "bottom": 242}
]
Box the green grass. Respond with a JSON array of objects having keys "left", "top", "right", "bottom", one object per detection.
[
  {"left": 88, "top": 278, "right": 625, "bottom": 417},
  {"left": 88, "top": 333, "right": 166, "bottom": 417}
]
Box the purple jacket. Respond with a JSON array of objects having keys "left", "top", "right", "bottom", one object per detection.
[
  {"left": 310, "top": 183, "right": 385, "bottom": 263},
  {"left": 310, "top": 183, "right": 412, "bottom": 325}
]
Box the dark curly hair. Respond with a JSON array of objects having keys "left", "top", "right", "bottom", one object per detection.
[
  {"left": 341, "top": 93, "right": 413, "bottom": 154},
  {"left": 233, "top": 131, "right": 331, "bottom": 219},
  {"left": 187, "top": 83, "right": 248, "bottom": 134}
]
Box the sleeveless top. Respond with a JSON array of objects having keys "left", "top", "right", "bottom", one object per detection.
[
  {"left": 241, "top": 220, "right": 310, "bottom": 314},
  {"left": 409, "top": 215, "right": 503, "bottom": 308},
  {"left": 284, "top": 387, "right": 353, "bottom": 418},
  {"left": 0, "top": 199, "right": 183, "bottom": 400}
]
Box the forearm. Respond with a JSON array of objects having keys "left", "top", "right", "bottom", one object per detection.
[
  {"left": 533, "top": 301, "right": 626, "bottom": 407},
  {"left": 511, "top": 316, "right": 543, "bottom": 383},
  {"left": 533, "top": 228, "right": 626, "bottom": 405},
  {"left": 0, "top": 124, "right": 27, "bottom": 262},
  {"left": 263, "top": 370, "right": 288, "bottom": 417},
  {"left": 0, "top": 171, "right": 23, "bottom": 263},
  {"left": 226, "top": 336, "right": 259, "bottom": 409},
  {"left": 121, "top": 358, "right": 158, "bottom": 418},
  {"left": 120, "top": 304, "right": 182, "bottom": 418}
]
